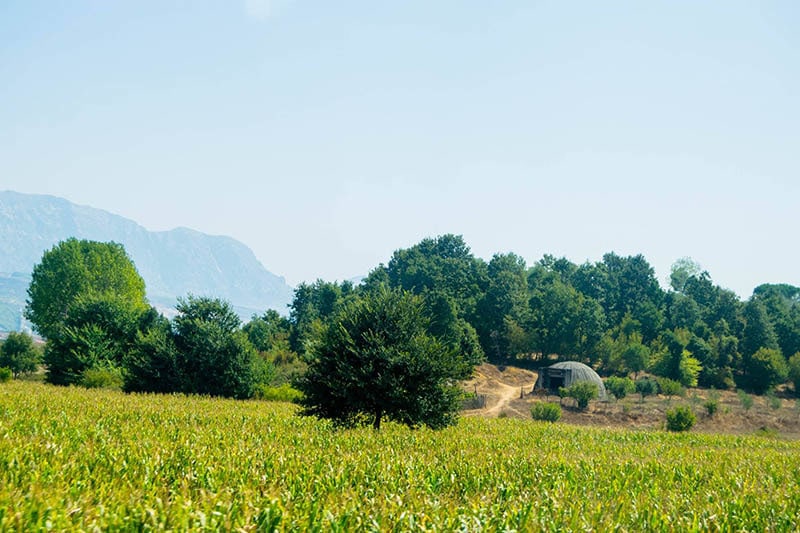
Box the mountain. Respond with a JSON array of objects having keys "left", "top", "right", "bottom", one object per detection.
[{"left": 0, "top": 191, "right": 293, "bottom": 332}]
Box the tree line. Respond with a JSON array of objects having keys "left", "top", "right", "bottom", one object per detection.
[{"left": 4, "top": 235, "right": 800, "bottom": 429}]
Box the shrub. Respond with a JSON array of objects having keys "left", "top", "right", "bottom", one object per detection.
[
  {"left": 0, "top": 367, "right": 11, "bottom": 383},
  {"left": 740, "top": 348, "right": 788, "bottom": 395},
  {"left": 766, "top": 390, "right": 781, "bottom": 410},
  {"left": 0, "top": 332, "right": 41, "bottom": 377},
  {"left": 703, "top": 399, "right": 718, "bottom": 417},
  {"left": 657, "top": 377, "right": 685, "bottom": 399},
  {"left": 605, "top": 376, "right": 635, "bottom": 400},
  {"left": 665, "top": 406, "right": 696, "bottom": 432},
  {"left": 737, "top": 389, "right": 754, "bottom": 411},
  {"left": 530, "top": 402, "right": 561, "bottom": 422},
  {"left": 635, "top": 378, "right": 658, "bottom": 403},
  {"left": 253, "top": 383, "right": 303, "bottom": 403},
  {"left": 559, "top": 381, "right": 599, "bottom": 410},
  {"left": 80, "top": 365, "right": 124, "bottom": 390}
]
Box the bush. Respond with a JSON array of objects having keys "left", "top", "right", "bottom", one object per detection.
[
  {"left": 80, "top": 365, "right": 124, "bottom": 390},
  {"left": 703, "top": 399, "right": 718, "bottom": 417},
  {"left": 605, "top": 376, "right": 635, "bottom": 400},
  {"left": 665, "top": 406, "right": 696, "bottom": 432},
  {"left": 657, "top": 377, "right": 685, "bottom": 399},
  {"left": 635, "top": 378, "right": 658, "bottom": 402},
  {"left": 253, "top": 383, "right": 303, "bottom": 403},
  {"left": 766, "top": 390, "right": 781, "bottom": 410},
  {"left": 559, "top": 381, "right": 599, "bottom": 410},
  {"left": 737, "top": 389, "right": 754, "bottom": 411},
  {"left": 530, "top": 402, "right": 561, "bottom": 422},
  {"left": 0, "top": 367, "right": 11, "bottom": 383},
  {"left": 739, "top": 348, "right": 788, "bottom": 395},
  {"left": 0, "top": 332, "right": 41, "bottom": 377}
]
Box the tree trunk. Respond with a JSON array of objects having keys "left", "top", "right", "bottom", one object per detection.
[{"left": 373, "top": 408, "right": 382, "bottom": 430}]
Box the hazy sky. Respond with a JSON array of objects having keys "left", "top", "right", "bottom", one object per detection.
[{"left": 2, "top": 1, "right": 798, "bottom": 297}]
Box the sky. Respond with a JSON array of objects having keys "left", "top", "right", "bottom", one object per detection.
[{"left": 1, "top": 1, "right": 798, "bottom": 298}]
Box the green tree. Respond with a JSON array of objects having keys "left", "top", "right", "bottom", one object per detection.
[
  {"left": 244, "top": 309, "right": 291, "bottom": 353},
  {"left": 559, "top": 381, "right": 599, "bottom": 410},
  {"left": 0, "top": 331, "right": 40, "bottom": 377},
  {"left": 738, "top": 347, "right": 788, "bottom": 395},
  {"left": 386, "top": 234, "right": 488, "bottom": 323},
  {"left": 669, "top": 257, "right": 703, "bottom": 294},
  {"left": 475, "top": 253, "right": 529, "bottom": 361},
  {"left": 123, "top": 315, "right": 182, "bottom": 394},
  {"left": 740, "top": 299, "right": 779, "bottom": 359},
  {"left": 297, "top": 288, "right": 472, "bottom": 430},
  {"left": 26, "top": 239, "right": 147, "bottom": 340},
  {"left": 788, "top": 352, "right": 800, "bottom": 395},
  {"left": 43, "top": 296, "right": 151, "bottom": 385},
  {"left": 172, "top": 296, "right": 257, "bottom": 399}
]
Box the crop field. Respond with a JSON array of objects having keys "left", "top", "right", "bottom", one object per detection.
[{"left": 1, "top": 382, "right": 800, "bottom": 531}]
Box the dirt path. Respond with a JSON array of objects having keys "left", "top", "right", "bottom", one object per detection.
[
  {"left": 462, "top": 364, "right": 538, "bottom": 418},
  {"left": 484, "top": 381, "right": 523, "bottom": 417}
]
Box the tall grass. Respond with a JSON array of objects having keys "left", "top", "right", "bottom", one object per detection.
[{"left": 1, "top": 381, "right": 799, "bottom": 530}]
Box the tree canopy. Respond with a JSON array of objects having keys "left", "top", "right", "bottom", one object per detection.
[
  {"left": 26, "top": 239, "right": 147, "bottom": 340},
  {"left": 297, "top": 288, "right": 473, "bottom": 430}
]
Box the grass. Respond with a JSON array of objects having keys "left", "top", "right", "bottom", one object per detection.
[{"left": 1, "top": 381, "right": 800, "bottom": 530}]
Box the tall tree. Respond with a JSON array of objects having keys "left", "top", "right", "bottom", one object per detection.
[
  {"left": 475, "top": 253, "right": 529, "bottom": 361},
  {"left": 297, "top": 288, "right": 472, "bottom": 430},
  {"left": 386, "top": 234, "right": 488, "bottom": 322},
  {"left": 26, "top": 239, "right": 147, "bottom": 340},
  {"left": 172, "top": 296, "right": 257, "bottom": 399}
]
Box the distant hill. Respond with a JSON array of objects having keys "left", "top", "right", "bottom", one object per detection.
[{"left": 0, "top": 191, "right": 294, "bottom": 332}]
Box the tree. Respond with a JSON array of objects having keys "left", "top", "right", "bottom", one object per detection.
[
  {"left": 788, "top": 352, "right": 800, "bottom": 396},
  {"left": 0, "top": 331, "right": 40, "bottom": 377},
  {"left": 297, "top": 288, "right": 472, "bottom": 430},
  {"left": 43, "top": 296, "right": 151, "bottom": 385},
  {"left": 559, "top": 381, "right": 598, "bottom": 410},
  {"left": 669, "top": 257, "right": 703, "bottom": 294},
  {"left": 475, "top": 253, "right": 529, "bottom": 361},
  {"left": 26, "top": 239, "right": 147, "bottom": 340},
  {"left": 172, "top": 296, "right": 257, "bottom": 399},
  {"left": 386, "top": 234, "right": 488, "bottom": 323},
  {"left": 740, "top": 299, "right": 779, "bottom": 359},
  {"left": 738, "top": 347, "right": 788, "bottom": 395},
  {"left": 123, "top": 315, "right": 182, "bottom": 394}
]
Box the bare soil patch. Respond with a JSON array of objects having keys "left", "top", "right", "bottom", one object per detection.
[{"left": 463, "top": 363, "right": 800, "bottom": 439}]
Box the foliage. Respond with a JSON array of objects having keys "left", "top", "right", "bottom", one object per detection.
[
  {"left": 243, "top": 309, "right": 291, "bottom": 353},
  {"left": 0, "top": 331, "right": 40, "bottom": 377},
  {"left": 44, "top": 296, "right": 149, "bottom": 385},
  {"left": 703, "top": 399, "right": 719, "bottom": 417},
  {"left": 651, "top": 329, "right": 702, "bottom": 387},
  {"left": 0, "top": 367, "right": 10, "bottom": 382},
  {"left": 79, "top": 364, "right": 124, "bottom": 390},
  {"left": 172, "top": 296, "right": 257, "bottom": 399},
  {"left": 253, "top": 383, "right": 303, "bottom": 403},
  {"left": 604, "top": 376, "right": 635, "bottom": 400},
  {"left": 657, "top": 377, "right": 685, "bottom": 399},
  {"left": 739, "top": 347, "right": 788, "bottom": 395},
  {"left": 559, "top": 381, "right": 599, "bottom": 410},
  {"left": 788, "top": 352, "right": 800, "bottom": 395},
  {"left": 665, "top": 406, "right": 696, "bottom": 432},
  {"left": 25, "top": 238, "right": 147, "bottom": 340},
  {"left": 297, "top": 288, "right": 472, "bottom": 430},
  {"left": 635, "top": 377, "right": 658, "bottom": 402},
  {"left": 737, "top": 389, "right": 754, "bottom": 411},
  {"left": 530, "top": 401, "right": 561, "bottom": 422}
]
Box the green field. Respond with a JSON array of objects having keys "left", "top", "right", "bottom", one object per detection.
[{"left": 1, "top": 382, "right": 799, "bottom": 531}]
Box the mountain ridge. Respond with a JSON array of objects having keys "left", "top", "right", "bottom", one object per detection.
[{"left": 0, "top": 191, "right": 294, "bottom": 332}]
